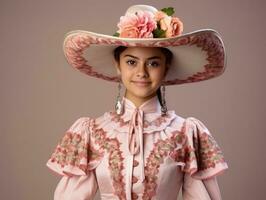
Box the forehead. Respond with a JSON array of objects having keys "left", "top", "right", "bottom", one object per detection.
[{"left": 120, "top": 47, "right": 165, "bottom": 59}]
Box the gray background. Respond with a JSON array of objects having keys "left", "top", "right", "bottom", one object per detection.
[{"left": 1, "top": 0, "right": 265, "bottom": 199}]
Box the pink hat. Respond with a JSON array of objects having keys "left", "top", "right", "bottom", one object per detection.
[{"left": 63, "top": 5, "right": 226, "bottom": 85}]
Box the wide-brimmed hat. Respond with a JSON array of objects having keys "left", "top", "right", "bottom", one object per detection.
[{"left": 63, "top": 5, "right": 226, "bottom": 85}]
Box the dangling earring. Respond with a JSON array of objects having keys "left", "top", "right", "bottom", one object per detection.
[
  {"left": 115, "top": 80, "right": 124, "bottom": 115},
  {"left": 161, "top": 84, "right": 168, "bottom": 116}
]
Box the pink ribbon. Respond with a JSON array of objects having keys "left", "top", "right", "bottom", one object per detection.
[
  {"left": 123, "top": 95, "right": 161, "bottom": 199},
  {"left": 128, "top": 108, "right": 145, "bottom": 182}
]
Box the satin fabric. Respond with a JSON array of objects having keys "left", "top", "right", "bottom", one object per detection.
[{"left": 47, "top": 95, "right": 228, "bottom": 200}]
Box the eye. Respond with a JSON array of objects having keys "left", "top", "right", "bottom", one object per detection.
[
  {"left": 147, "top": 60, "right": 160, "bottom": 67},
  {"left": 126, "top": 59, "right": 137, "bottom": 66}
]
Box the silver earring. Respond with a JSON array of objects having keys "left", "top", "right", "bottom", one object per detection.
[
  {"left": 161, "top": 84, "right": 168, "bottom": 116},
  {"left": 115, "top": 80, "right": 124, "bottom": 115}
]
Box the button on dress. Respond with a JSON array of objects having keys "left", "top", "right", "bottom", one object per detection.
[{"left": 46, "top": 95, "right": 228, "bottom": 200}]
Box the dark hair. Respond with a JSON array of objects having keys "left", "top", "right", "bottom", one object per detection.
[
  {"left": 114, "top": 46, "right": 128, "bottom": 63},
  {"left": 113, "top": 46, "right": 173, "bottom": 107},
  {"left": 113, "top": 46, "right": 173, "bottom": 65}
]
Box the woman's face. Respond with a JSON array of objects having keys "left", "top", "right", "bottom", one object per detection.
[{"left": 115, "top": 47, "right": 168, "bottom": 105}]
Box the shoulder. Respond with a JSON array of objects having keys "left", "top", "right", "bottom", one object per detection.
[
  {"left": 92, "top": 110, "right": 127, "bottom": 130},
  {"left": 67, "top": 113, "right": 120, "bottom": 137},
  {"left": 46, "top": 116, "right": 105, "bottom": 176},
  {"left": 70, "top": 116, "right": 92, "bottom": 126},
  {"left": 161, "top": 110, "right": 186, "bottom": 132},
  {"left": 66, "top": 116, "right": 92, "bottom": 134},
  {"left": 164, "top": 111, "right": 212, "bottom": 137},
  {"left": 182, "top": 116, "right": 212, "bottom": 136},
  {"left": 68, "top": 113, "right": 117, "bottom": 130},
  {"left": 167, "top": 110, "right": 208, "bottom": 127}
]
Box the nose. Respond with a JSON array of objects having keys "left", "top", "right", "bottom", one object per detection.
[{"left": 136, "top": 62, "right": 148, "bottom": 78}]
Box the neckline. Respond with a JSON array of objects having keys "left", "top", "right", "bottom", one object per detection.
[{"left": 122, "top": 95, "right": 161, "bottom": 114}]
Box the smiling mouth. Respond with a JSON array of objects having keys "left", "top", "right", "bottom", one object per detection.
[{"left": 132, "top": 81, "right": 151, "bottom": 86}]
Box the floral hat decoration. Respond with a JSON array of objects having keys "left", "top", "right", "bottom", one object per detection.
[{"left": 63, "top": 5, "right": 226, "bottom": 85}]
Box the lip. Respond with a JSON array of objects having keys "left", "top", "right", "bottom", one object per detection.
[{"left": 132, "top": 81, "right": 151, "bottom": 87}]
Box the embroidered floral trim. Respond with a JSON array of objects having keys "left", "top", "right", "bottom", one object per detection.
[
  {"left": 88, "top": 145, "right": 104, "bottom": 163},
  {"left": 171, "top": 124, "right": 226, "bottom": 173},
  {"left": 64, "top": 31, "right": 224, "bottom": 85},
  {"left": 109, "top": 111, "right": 129, "bottom": 127},
  {"left": 143, "top": 130, "right": 184, "bottom": 199},
  {"left": 50, "top": 132, "right": 89, "bottom": 173},
  {"left": 143, "top": 123, "right": 226, "bottom": 198},
  {"left": 143, "top": 113, "right": 172, "bottom": 128},
  {"left": 109, "top": 111, "right": 173, "bottom": 130},
  {"left": 162, "top": 32, "right": 225, "bottom": 85},
  {"left": 193, "top": 132, "right": 225, "bottom": 170},
  {"left": 91, "top": 120, "right": 126, "bottom": 200}
]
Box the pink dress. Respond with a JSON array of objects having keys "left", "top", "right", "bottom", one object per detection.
[{"left": 46, "top": 96, "right": 228, "bottom": 200}]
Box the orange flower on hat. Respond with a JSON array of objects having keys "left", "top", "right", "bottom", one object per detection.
[
  {"left": 155, "top": 11, "right": 183, "bottom": 38},
  {"left": 169, "top": 17, "right": 183, "bottom": 37},
  {"left": 154, "top": 10, "right": 168, "bottom": 21}
]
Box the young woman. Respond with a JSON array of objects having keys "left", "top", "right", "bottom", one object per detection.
[{"left": 46, "top": 5, "right": 228, "bottom": 200}]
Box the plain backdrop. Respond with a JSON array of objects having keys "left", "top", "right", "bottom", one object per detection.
[{"left": 1, "top": 0, "right": 265, "bottom": 199}]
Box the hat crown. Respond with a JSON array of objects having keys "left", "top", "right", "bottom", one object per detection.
[{"left": 125, "top": 5, "right": 158, "bottom": 15}]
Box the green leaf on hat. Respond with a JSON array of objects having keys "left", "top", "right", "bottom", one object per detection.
[
  {"left": 113, "top": 32, "right": 120, "bottom": 37},
  {"left": 153, "top": 28, "right": 166, "bottom": 38},
  {"left": 161, "top": 7, "right": 175, "bottom": 16}
]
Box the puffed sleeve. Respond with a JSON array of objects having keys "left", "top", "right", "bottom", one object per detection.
[
  {"left": 46, "top": 117, "right": 103, "bottom": 200},
  {"left": 179, "top": 117, "right": 228, "bottom": 180}
]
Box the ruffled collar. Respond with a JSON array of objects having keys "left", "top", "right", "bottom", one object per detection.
[{"left": 106, "top": 95, "right": 176, "bottom": 134}]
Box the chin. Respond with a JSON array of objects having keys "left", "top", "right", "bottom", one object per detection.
[{"left": 125, "top": 86, "right": 157, "bottom": 99}]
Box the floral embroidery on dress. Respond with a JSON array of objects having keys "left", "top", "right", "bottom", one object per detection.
[
  {"left": 109, "top": 111, "right": 129, "bottom": 127},
  {"left": 143, "top": 130, "right": 184, "bottom": 199},
  {"left": 171, "top": 121, "right": 226, "bottom": 173},
  {"left": 91, "top": 120, "right": 127, "bottom": 200},
  {"left": 88, "top": 145, "right": 104, "bottom": 163},
  {"left": 193, "top": 132, "right": 225, "bottom": 170},
  {"left": 50, "top": 132, "right": 89, "bottom": 173},
  {"left": 143, "top": 112, "right": 172, "bottom": 128},
  {"left": 143, "top": 121, "right": 226, "bottom": 198},
  {"left": 169, "top": 130, "right": 196, "bottom": 172},
  {"left": 110, "top": 111, "right": 172, "bottom": 130}
]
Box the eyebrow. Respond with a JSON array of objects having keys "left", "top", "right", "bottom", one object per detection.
[{"left": 123, "top": 55, "right": 162, "bottom": 60}]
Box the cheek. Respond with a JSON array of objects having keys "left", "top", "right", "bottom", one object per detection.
[
  {"left": 120, "top": 69, "right": 132, "bottom": 83},
  {"left": 152, "top": 68, "right": 166, "bottom": 81}
]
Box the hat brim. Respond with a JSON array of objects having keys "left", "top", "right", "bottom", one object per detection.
[{"left": 63, "top": 29, "right": 226, "bottom": 85}]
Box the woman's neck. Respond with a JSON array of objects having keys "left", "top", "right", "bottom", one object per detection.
[{"left": 124, "top": 92, "right": 157, "bottom": 108}]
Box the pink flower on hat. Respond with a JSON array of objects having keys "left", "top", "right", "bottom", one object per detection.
[
  {"left": 155, "top": 11, "right": 183, "bottom": 37},
  {"left": 117, "top": 11, "right": 157, "bottom": 38},
  {"left": 115, "top": 6, "right": 184, "bottom": 38}
]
